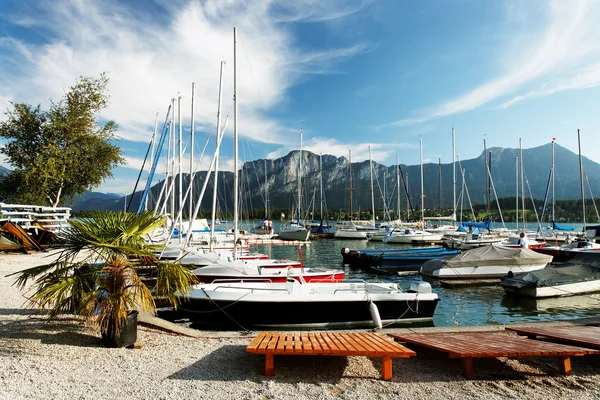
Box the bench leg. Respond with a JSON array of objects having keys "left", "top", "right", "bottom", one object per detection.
[
  {"left": 382, "top": 356, "right": 392, "bottom": 381},
  {"left": 265, "top": 354, "right": 274, "bottom": 376},
  {"left": 461, "top": 358, "right": 474, "bottom": 380},
  {"left": 557, "top": 356, "right": 572, "bottom": 376}
]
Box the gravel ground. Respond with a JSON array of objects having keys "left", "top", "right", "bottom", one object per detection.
[{"left": 2, "top": 251, "right": 600, "bottom": 400}]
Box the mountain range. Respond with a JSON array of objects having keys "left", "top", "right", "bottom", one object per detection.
[{"left": 72, "top": 142, "right": 599, "bottom": 215}]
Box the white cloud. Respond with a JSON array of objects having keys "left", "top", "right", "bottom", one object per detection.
[
  {"left": 378, "top": 0, "right": 600, "bottom": 129},
  {"left": 0, "top": 0, "right": 367, "bottom": 146}
]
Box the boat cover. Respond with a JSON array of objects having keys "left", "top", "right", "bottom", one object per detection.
[
  {"left": 501, "top": 252, "right": 600, "bottom": 289},
  {"left": 552, "top": 221, "right": 575, "bottom": 231},
  {"left": 420, "top": 244, "right": 553, "bottom": 275}
]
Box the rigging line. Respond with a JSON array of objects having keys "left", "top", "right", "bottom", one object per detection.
[{"left": 524, "top": 174, "right": 543, "bottom": 234}]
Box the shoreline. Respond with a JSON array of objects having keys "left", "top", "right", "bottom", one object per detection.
[{"left": 2, "top": 251, "right": 600, "bottom": 399}]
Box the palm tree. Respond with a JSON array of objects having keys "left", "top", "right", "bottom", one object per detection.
[{"left": 11, "top": 210, "right": 196, "bottom": 347}]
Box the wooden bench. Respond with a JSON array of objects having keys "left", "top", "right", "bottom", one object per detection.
[
  {"left": 246, "top": 331, "right": 416, "bottom": 380},
  {"left": 389, "top": 332, "right": 600, "bottom": 380},
  {"left": 507, "top": 325, "right": 600, "bottom": 348}
]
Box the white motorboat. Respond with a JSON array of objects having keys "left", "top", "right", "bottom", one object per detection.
[
  {"left": 384, "top": 228, "right": 443, "bottom": 244},
  {"left": 420, "top": 244, "right": 553, "bottom": 279},
  {"left": 192, "top": 262, "right": 344, "bottom": 283},
  {"left": 177, "top": 279, "right": 439, "bottom": 329},
  {"left": 501, "top": 252, "right": 600, "bottom": 298}
]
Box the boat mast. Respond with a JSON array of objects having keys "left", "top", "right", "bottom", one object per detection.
[
  {"left": 189, "top": 83, "right": 195, "bottom": 223},
  {"left": 369, "top": 146, "right": 375, "bottom": 226},
  {"left": 438, "top": 158, "right": 442, "bottom": 214},
  {"left": 420, "top": 136, "right": 424, "bottom": 225},
  {"left": 177, "top": 95, "right": 183, "bottom": 242},
  {"left": 233, "top": 27, "right": 239, "bottom": 255},
  {"left": 520, "top": 138, "right": 525, "bottom": 230},
  {"left": 452, "top": 126, "right": 456, "bottom": 222},
  {"left": 515, "top": 156, "right": 519, "bottom": 231},
  {"left": 578, "top": 129, "right": 586, "bottom": 231},
  {"left": 552, "top": 139, "right": 555, "bottom": 222},
  {"left": 484, "top": 137, "right": 488, "bottom": 215},
  {"left": 145, "top": 113, "right": 159, "bottom": 211},
  {"left": 319, "top": 153, "right": 323, "bottom": 220},
  {"left": 298, "top": 130, "right": 303, "bottom": 223},
  {"left": 264, "top": 159, "right": 268, "bottom": 219},
  {"left": 170, "top": 97, "right": 176, "bottom": 227},
  {"left": 349, "top": 149, "right": 353, "bottom": 221},
  {"left": 396, "top": 154, "right": 401, "bottom": 222},
  {"left": 210, "top": 61, "right": 225, "bottom": 251}
]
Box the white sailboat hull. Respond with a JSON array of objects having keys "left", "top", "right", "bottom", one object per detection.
[{"left": 422, "top": 263, "right": 548, "bottom": 279}]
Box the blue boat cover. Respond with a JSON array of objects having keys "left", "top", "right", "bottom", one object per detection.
[
  {"left": 459, "top": 216, "right": 491, "bottom": 231},
  {"left": 552, "top": 221, "right": 575, "bottom": 231}
]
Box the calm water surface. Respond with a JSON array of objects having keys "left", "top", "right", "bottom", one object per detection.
[{"left": 243, "top": 220, "right": 600, "bottom": 328}]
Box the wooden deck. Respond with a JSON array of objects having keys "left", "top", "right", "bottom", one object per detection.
[
  {"left": 389, "top": 332, "right": 600, "bottom": 380},
  {"left": 246, "top": 331, "right": 416, "bottom": 380},
  {"left": 507, "top": 325, "right": 600, "bottom": 349}
]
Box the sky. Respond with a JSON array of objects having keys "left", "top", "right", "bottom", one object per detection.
[{"left": 2, "top": 0, "right": 600, "bottom": 195}]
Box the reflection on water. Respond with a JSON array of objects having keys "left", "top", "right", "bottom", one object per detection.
[{"left": 252, "top": 231, "right": 600, "bottom": 328}]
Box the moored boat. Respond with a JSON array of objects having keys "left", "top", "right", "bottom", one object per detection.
[
  {"left": 420, "top": 244, "right": 553, "bottom": 279},
  {"left": 177, "top": 279, "right": 439, "bottom": 329},
  {"left": 500, "top": 252, "right": 600, "bottom": 298}
]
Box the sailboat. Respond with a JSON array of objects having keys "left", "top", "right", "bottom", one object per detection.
[
  {"left": 279, "top": 132, "right": 311, "bottom": 241},
  {"left": 384, "top": 137, "right": 443, "bottom": 245}
]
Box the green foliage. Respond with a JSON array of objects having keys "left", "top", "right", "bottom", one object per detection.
[
  {"left": 10, "top": 210, "right": 196, "bottom": 341},
  {"left": 0, "top": 73, "right": 125, "bottom": 206}
]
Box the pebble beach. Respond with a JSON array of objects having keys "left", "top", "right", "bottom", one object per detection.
[{"left": 2, "top": 250, "right": 600, "bottom": 400}]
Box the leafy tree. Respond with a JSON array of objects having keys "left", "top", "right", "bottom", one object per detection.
[{"left": 0, "top": 73, "right": 124, "bottom": 206}]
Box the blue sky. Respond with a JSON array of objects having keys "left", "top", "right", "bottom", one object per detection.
[{"left": 2, "top": 0, "right": 600, "bottom": 195}]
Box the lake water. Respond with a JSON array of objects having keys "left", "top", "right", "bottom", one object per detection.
[{"left": 244, "top": 219, "right": 600, "bottom": 328}]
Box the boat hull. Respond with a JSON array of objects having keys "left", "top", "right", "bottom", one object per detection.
[
  {"left": 177, "top": 282, "right": 439, "bottom": 329},
  {"left": 422, "top": 263, "right": 548, "bottom": 279},
  {"left": 334, "top": 230, "right": 368, "bottom": 239},
  {"left": 503, "top": 279, "right": 600, "bottom": 298},
  {"left": 278, "top": 229, "right": 310, "bottom": 241}
]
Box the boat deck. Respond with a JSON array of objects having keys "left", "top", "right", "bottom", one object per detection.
[
  {"left": 247, "top": 331, "right": 415, "bottom": 380},
  {"left": 389, "top": 332, "right": 599, "bottom": 379},
  {"left": 506, "top": 325, "right": 600, "bottom": 349}
]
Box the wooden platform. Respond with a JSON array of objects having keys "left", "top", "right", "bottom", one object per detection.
[
  {"left": 389, "top": 332, "right": 599, "bottom": 380},
  {"left": 247, "top": 331, "right": 416, "bottom": 380},
  {"left": 506, "top": 325, "right": 600, "bottom": 349}
]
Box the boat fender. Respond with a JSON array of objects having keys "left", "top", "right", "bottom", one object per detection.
[{"left": 368, "top": 300, "right": 383, "bottom": 329}]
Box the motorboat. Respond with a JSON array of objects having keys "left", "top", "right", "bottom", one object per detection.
[
  {"left": 279, "top": 221, "right": 310, "bottom": 241},
  {"left": 383, "top": 228, "right": 443, "bottom": 244},
  {"left": 532, "top": 240, "right": 600, "bottom": 262},
  {"left": 420, "top": 244, "right": 553, "bottom": 279},
  {"left": 501, "top": 252, "right": 600, "bottom": 298},
  {"left": 177, "top": 279, "right": 439, "bottom": 329},
  {"left": 334, "top": 222, "right": 371, "bottom": 239},
  {"left": 192, "top": 262, "right": 344, "bottom": 283}
]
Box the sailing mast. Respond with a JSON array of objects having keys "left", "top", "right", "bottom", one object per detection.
[
  {"left": 515, "top": 156, "right": 519, "bottom": 231},
  {"left": 520, "top": 138, "right": 525, "bottom": 230},
  {"left": 452, "top": 126, "right": 456, "bottom": 221},
  {"left": 552, "top": 139, "right": 555, "bottom": 222},
  {"left": 177, "top": 95, "right": 183, "bottom": 242},
  {"left": 319, "top": 153, "right": 323, "bottom": 220},
  {"left": 264, "top": 159, "right": 268, "bottom": 219},
  {"left": 298, "top": 130, "right": 303, "bottom": 224},
  {"left": 349, "top": 149, "right": 353, "bottom": 221},
  {"left": 420, "top": 136, "right": 424, "bottom": 225},
  {"left": 396, "top": 154, "right": 401, "bottom": 222},
  {"left": 578, "top": 129, "right": 586, "bottom": 231},
  {"left": 233, "top": 27, "right": 239, "bottom": 256},
  {"left": 369, "top": 146, "right": 375, "bottom": 226},
  {"left": 210, "top": 61, "right": 225, "bottom": 251},
  {"left": 189, "top": 83, "right": 195, "bottom": 223},
  {"left": 484, "top": 138, "right": 489, "bottom": 215}
]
